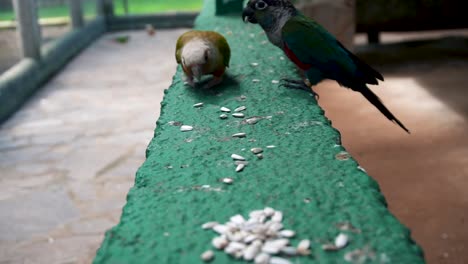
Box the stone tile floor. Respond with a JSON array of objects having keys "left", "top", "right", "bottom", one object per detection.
[{"left": 0, "top": 29, "right": 187, "bottom": 264}]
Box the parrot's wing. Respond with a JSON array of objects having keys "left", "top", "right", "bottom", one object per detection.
[
  {"left": 282, "top": 15, "right": 383, "bottom": 84},
  {"left": 213, "top": 33, "right": 231, "bottom": 67}
]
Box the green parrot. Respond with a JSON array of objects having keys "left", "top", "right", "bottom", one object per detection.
[
  {"left": 176, "top": 30, "right": 231, "bottom": 89},
  {"left": 242, "top": 0, "right": 409, "bottom": 133}
]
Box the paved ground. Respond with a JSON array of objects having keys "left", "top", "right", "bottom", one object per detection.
[
  {"left": 0, "top": 28, "right": 467, "bottom": 264},
  {"left": 0, "top": 29, "right": 187, "bottom": 264}
]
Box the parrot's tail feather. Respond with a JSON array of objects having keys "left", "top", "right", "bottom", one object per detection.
[{"left": 359, "top": 85, "right": 410, "bottom": 133}]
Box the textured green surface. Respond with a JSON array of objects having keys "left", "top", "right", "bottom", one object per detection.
[{"left": 93, "top": 2, "right": 424, "bottom": 264}]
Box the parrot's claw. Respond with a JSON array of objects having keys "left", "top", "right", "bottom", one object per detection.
[
  {"left": 279, "top": 78, "right": 319, "bottom": 99},
  {"left": 202, "top": 76, "right": 223, "bottom": 89}
]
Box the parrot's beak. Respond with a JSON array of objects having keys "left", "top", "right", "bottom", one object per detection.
[
  {"left": 191, "top": 65, "right": 202, "bottom": 82},
  {"left": 242, "top": 7, "right": 257, "bottom": 24}
]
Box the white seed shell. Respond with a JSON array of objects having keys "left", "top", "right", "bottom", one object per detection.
[
  {"left": 252, "top": 79, "right": 260, "bottom": 83},
  {"left": 251, "top": 148, "right": 263, "bottom": 154},
  {"left": 201, "top": 250, "right": 214, "bottom": 262},
  {"left": 235, "top": 106, "right": 247, "bottom": 112},
  {"left": 236, "top": 163, "right": 246, "bottom": 172},
  {"left": 232, "top": 113, "right": 245, "bottom": 118},
  {"left": 266, "top": 145, "right": 276, "bottom": 148},
  {"left": 270, "top": 257, "right": 292, "bottom": 264},
  {"left": 232, "top": 133, "right": 247, "bottom": 138},
  {"left": 272, "top": 80, "right": 280, "bottom": 84},
  {"left": 230, "top": 214, "right": 246, "bottom": 225},
  {"left": 280, "top": 246, "right": 298, "bottom": 256},
  {"left": 193, "top": 102, "right": 204, "bottom": 107},
  {"left": 180, "top": 125, "right": 193, "bottom": 132},
  {"left": 202, "top": 221, "right": 218, "bottom": 229},
  {"left": 222, "top": 178, "right": 233, "bottom": 184},
  {"left": 256, "top": 153, "right": 264, "bottom": 159},
  {"left": 297, "top": 239, "right": 311, "bottom": 251},
  {"left": 212, "top": 236, "right": 229, "bottom": 249},
  {"left": 231, "top": 154, "right": 246, "bottom": 160},
  {"left": 263, "top": 207, "right": 274, "bottom": 216},
  {"left": 335, "top": 233, "right": 349, "bottom": 248},
  {"left": 220, "top": 114, "right": 228, "bottom": 119},
  {"left": 213, "top": 225, "right": 228, "bottom": 234},
  {"left": 271, "top": 211, "right": 283, "bottom": 222},
  {"left": 220, "top": 107, "right": 231, "bottom": 112},
  {"left": 243, "top": 243, "right": 261, "bottom": 261},
  {"left": 279, "top": 230, "right": 296, "bottom": 238},
  {"left": 254, "top": 253, "right": 270, "bottom": 264}
]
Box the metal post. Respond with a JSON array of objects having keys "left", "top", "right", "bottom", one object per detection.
[
  {"left": 12, "top": 0, "right": 41, "bottom": 60},
  {"left": 69, "top": 0, "right": 84, "bottom": 28}
]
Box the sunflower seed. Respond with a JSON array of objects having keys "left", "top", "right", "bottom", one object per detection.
[
  {"left": 322, "top": 243, "right": 339, "bottom": 251},
  {"left": 272, "top": 211, "right": 283, "bottom": 222},
  {"left": 251, "top": 62, "right": 259, "bottom": 67},
  {"left": 279, "top": 230, "right": 296, "bottom": 238},
  {"left": 270, "top": 257, "right": 292, "bottom": 264},
  {"left": 262, "top": 239, "right": 289, "bottom": 254},
  {"left": 272, "top": 80, "right": 280, "bottom": 84},
  {"left": 212, "top": 236, "right": 229, "bottom": 249},
  {"left": 250, "top": 148, "right": 263, "bottom": 154},
  {"left": 244, "top": 242, "right": 261, "bottom": 260},
  {"left": 222, "top": 178, "right": 234, "bottom": 184},
  {"left": 281, "top": 247, "right": 298, "bottom": 256},
  {"left": 243, "top": 234, "right": 258, "bottom": 244},
  {"left": 213, "top": 225, "right": 228, "bottom": 234},
  {"left": 235, "top": 106, "right": 247, "bottom": 112},
  {"left": 201, "top": 250, "right": 214, "bottom": 262},
  {"left": 232, "top": 113, "right": 245, "bottom": 118},
  {"left": 244, "top": 116, "right": 262, "bottom": 125},
  {"left": 220, "top": 114, "right": 228, "bottom": 119},
  {"left": 230, "top": 214, "right": 246, "bottom": 225},
  {"left": 193, "top": 103, "right": 204, "bottom": 107},
  {"left": 202, "top": 221, "right": 219, "bottom": 229},
  {"left": 220, "top": 107, "right": 231, "bottom": 112},
  {"left": 180, "top": 125, "right": 193, "bottom": 132},
  {"left": 254, "top": 253, "right": 270, "bottom": 264},
  {"left": 236, "top": 163, "right": 245, "bottom": 172},
  {"left": 263, "top": 207, "right": 274, "bottom": 216},
  {"left": 226, "top": 241, "right": 246, "bottom": 253},
  {"left": 252, "top": 79, "right": 260, "bottom": 83},
  {"left": 231, "top": 154, "right": 246, "bottom": 160},
  {"left": 233, "top": 133, "right": 247, "bottom": 138},
  {"left": 266, "top": 145, "right": 276, "bottom": 149},
  {"left": 297, "top": 239, "right": 311, "bottom": 252},
  {"left": 335, "top": 233, "right": 349, "bottom": 249},
  {"left": 256, "top": 154, "right": 264, "bottom": 159}
]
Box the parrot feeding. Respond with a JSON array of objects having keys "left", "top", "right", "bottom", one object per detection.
[
  {"left": 176, "top": 30, "right": 231, "bottom": 89},
  {"left": 242, "top": 0, "right": 409, "bottom": 133}
]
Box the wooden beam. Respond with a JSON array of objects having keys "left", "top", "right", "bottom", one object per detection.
[
  {"left": 12, "top": 0, "right": 41, "bottom": 60},
  {"left": 69, "top": 0, "right": 84, "bottom": 28}
]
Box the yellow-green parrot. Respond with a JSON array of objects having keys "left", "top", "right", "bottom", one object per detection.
[
  {"left": 242, "top": 0, "right": 409, "bottom": 133},
  {"left": 176, "top": 30, "right": 231, "bottom": 89}
]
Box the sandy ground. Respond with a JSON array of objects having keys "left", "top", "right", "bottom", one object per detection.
[{"left": 0, "top": 27, "right": 467, "bottom": 263}]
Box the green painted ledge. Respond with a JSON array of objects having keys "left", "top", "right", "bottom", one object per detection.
[{"left": 93, "top": 2, "right": 424, "bottom": 264}]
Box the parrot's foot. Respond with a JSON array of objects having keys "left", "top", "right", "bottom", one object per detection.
[
  {"left": 279, "top": 78, "right": 319, "bottom": 99},
  {"left": 202, "top": 76, "right": 223, "bottom": 89},
  {"left": 183, "top": 76, "right": 196, "bottom": 88}
]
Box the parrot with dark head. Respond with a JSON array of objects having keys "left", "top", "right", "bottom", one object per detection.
[
  {"left": 242, "top": 0, "right": 409, "bottom": 133},
  {"left": 176, "top": 30, "right": 231, "bottom": 89}
]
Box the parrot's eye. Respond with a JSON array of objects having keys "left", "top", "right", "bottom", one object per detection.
[{"left": 255, "top": 1, "right": 268, "bottom": 10}]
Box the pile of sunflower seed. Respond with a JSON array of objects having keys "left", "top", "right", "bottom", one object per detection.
[{"left": 201, "top": 207, "right": 311, "bottom": 264}]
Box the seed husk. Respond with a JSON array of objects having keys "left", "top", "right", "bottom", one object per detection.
[
  {"left": 232, "top": 133, "right": 247, "bottom": 138},
  {"left": 220, "top": 107, "right": 231, "bottom": 112},
  {"left": 235, "top": 106, "right": 247, "bottom": 112},
  {"left": 201, "top": 250, "right": 214, "bottom": 262},
  {"left": 236, "top": 163, "right": 246, "bottom": 172},
  {"left": 232, "top": 113, "right": 245, "bottom": 118},
  {"left": 180, "top": 125, "right": 193, "bottom": 132},
  {"left": 220, "top": 114, "right": 228, "bottom": 119},
  {"left": 193, "top": 102, "right": 204, "bottom": 107},
  {"left": 231, "top": 154, "right": 246, "bottom": 160},
  {"left": 251, "top": 148, "right": 263, "bottom": 154}
]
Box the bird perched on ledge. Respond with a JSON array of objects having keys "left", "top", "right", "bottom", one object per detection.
[
  {"left": 176, "top": 30, "right": 231, "bottom": 89},
  {"left": 242, "top": 0, "right": 409, "bottom": 133}
]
